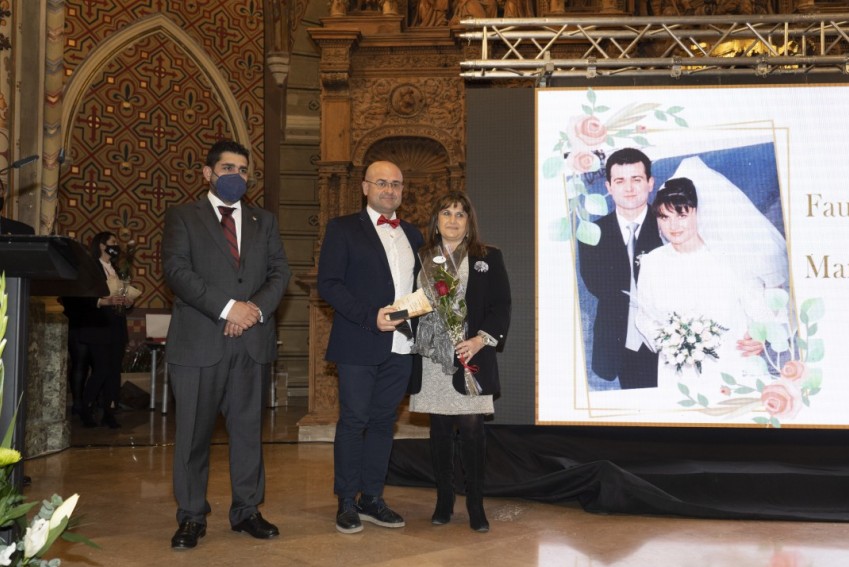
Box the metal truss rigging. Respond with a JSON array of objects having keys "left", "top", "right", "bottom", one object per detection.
[{"left": 459, "top": 14, "right": 849, "bottom": 83}]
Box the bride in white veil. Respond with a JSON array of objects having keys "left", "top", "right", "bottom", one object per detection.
[
  {"left": 634, "top": 157, "right": 789, "bottom": 407},
  {"left": 671, "top": 156, "right": 788, "bottom": 290}
]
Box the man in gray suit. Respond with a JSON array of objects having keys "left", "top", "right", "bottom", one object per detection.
[{"left": 163, "top": 140, "right": 290, "bottom": 549}]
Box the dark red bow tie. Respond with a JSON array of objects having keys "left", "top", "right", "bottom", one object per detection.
[{"left": 377, "top": 214, "right": 400, "bottom": 229}]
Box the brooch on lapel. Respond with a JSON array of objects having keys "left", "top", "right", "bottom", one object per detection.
[{"left": 474, "top": 261, "right": 489, "bottom": 273}]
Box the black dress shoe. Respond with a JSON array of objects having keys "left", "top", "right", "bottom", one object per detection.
[
  {"left": 232, "top": 512, "right": 279, "bottom": 539},
  {"left": 171, "top": 521, "right": 206, "bottom": 549},
  {"left": 336, "top": 498, "right": 363, "bottom": 534}
]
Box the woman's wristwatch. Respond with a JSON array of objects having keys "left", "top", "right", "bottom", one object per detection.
[{"left": 477, "top": 330, "right": 498, "bottom": 347}]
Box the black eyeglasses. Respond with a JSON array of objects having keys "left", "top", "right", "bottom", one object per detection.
[{"left": 364, "top": 179, "right": 403, "bottom": 191}]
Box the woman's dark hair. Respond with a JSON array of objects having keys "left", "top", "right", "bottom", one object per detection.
[
  {"left": 652, "top": 177, "right": 698, "bottom": 217},
  {"left": 89, "top": 231, "right": 116, "bottom": 261},
  {"left": 422, "top": 191, "right": 488, "bottom": 258}
]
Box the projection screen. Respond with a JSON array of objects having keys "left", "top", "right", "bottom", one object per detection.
[{"left": 536, "top": 84, "right": 849, "bottom": 428}]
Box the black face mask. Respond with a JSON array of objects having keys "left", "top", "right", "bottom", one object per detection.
[{"left": 105, "top": 245, "right": 120, "bottom": 258}]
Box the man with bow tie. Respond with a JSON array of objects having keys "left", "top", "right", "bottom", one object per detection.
[
  {"left": 318, "top": 160, "right": 424, "bottom": 534},
  {"left": 163, "top": 140, "right": 290, "bottom": 549}
]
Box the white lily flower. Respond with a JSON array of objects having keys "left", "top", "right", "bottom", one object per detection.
[
  {"left": 50, "top": 493, "right": 80, "bottom": 530},
  {"left": 24, "top": 518, "right": 50, "bottom": 559},
  {"left": 0, "top": 543, "right": 15, "bottom": 566}
]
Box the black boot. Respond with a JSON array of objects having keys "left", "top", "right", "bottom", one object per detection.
[
  {"left": 101, "top": 410, "right": 121, "bottom": 429},
  {"left": 79, "top": 405, "right": 97, "bottom": 428},
  {"left": 459, "top": 435, "right": 489, "bottom": 532},
  {"left": 430, "top": 434, "right": 455, "bottom": 525}
]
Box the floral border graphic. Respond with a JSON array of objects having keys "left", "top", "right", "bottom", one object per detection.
[{"left": 676, "top": 291, "right": 824, "bottom": 428}]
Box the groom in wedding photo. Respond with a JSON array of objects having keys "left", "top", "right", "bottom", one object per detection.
[{"left": 578, "top": 147, "right": 663, "bottom": 390}]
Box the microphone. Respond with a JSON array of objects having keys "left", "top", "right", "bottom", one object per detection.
[
  {"left": 12, "top": 155, "right": 39, "bottom": 169},
  {"left": 57, "top": 148, "right": 65, "bottom": 165}
]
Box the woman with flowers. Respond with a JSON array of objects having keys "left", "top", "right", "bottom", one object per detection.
[
  {"left": 409, "top": 192, "right": 511, "bottom": 532},
  {"left": 61, "top": 232, "right": 133, "bottom": 428},
  {"left": 635, "top": 178, "right": 771, "bottom": 406}
]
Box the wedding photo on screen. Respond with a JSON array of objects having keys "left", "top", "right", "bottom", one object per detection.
[{"left": 536, "top": 84, "right": 849, "bottom": 428}]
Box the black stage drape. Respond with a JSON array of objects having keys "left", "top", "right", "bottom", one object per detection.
[{"left": 387, "top": 425, "right": 849, "bottom": 521}]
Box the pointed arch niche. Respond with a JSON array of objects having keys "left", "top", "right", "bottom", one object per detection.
[
  {"left": 58, "top": 14, "right": 254, "bottom": 309},
  {"left": 61, "top": 14, "right": 249, "bottom": 155}
]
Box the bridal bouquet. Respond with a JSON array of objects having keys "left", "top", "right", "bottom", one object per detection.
[{"left": 654, "top": 312, "right": 727, "bottom": 374}]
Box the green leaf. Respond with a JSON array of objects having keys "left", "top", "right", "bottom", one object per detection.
[
  {"left": 802, "top": 368, "right": 823, "bottom": 391},
  {"left": 654, "top": 110, "right": 667, "bottom": 121},
  {"left": 679, "top": 399, "right": 696, "bottom": 407},
  {"left": 583, "top": 193, "right": 608, "bottom": 216},
  {"left": 753, "top": 416, "right": 770, "bottom": 425},
  {"left": 666, "top": 105, "right": 684, "bottom": 114},
  {"left": 697, "top": 393, "right": 709, "bottom": 407},
  {"left": 61, "top": 530, "right": 101, "bottom": 548},
  {"left": 800, "top": 297, "right": 825, "bottom": 323},
  {"left": 764, "top": 288, "right": 789, "bottom": 311},
  {"left": 765, "top": 323, "right": 790, "bottom": 352},
  {"left": 542, "top": 156, "right": 564, "bottom": 179},
  {"left": 677, "top": 382, "right": 690, "bottom": 395},
  {"left": 586, "top": 88, "right": 596, "bottom": 104},
  {"left": 805, "top": 338, "right": 824, "bottom": 363},
  {"left": 566, "top": 174, "right": 586, "bottom": 199},
  {"left": 576, "top": 220, "right": 601, "bottom": 246},
  {"left": 747, "top": 321, "right": 767, "bottom": 342},
  {"left": 755, "top": 378, "right": 766, "bottom": 392},
  {"left": 582, "top": 104, "right": 593, "bottom": 115},
  {"left": 797, "top": 337, "right": 807, "bottom": 351},
  {"left": 674, "top": 116, "right": 688, "bottom": 127},
  {"left": 721, "top": 372, "right": 737, "bottom": 385},
  {"left": 734, "top": 386, "right": 756, "bottom": 394},
  {"left": 741, "top": 355, "right": 768, "bottom": 375},
  {"left": 632, "top": 136, "right": 650, "bottom": 146},
  {"left": 594, "top": 105, "right": 610, "bottom": 113},
  {"left": 548, "top": 218, "right": 571, "bottom": 241},
  {"left": 807, "top": 322, "right": 818, "bottom": 337},
  {"left": 771, "top": 416, "right": 782, "bottom": 429}
]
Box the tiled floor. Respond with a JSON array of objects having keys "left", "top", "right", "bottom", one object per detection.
[{"left": 23, "top": 401, "right": 849, "bottom": 566}]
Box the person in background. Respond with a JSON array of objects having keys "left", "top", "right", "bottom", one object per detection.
[
  {"left": 61, "top": 231, "right": 132, "bottom": 428},
  {"left": 317, "top": 160, "right": 423, "bottom": 534},
  {"left": 409, "top": 191, "right": 511, "bottom": 532},
  {"left": 0, "top": 180, "right": 35, "bottom": 235}
]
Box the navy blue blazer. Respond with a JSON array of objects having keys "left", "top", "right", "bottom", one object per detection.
[
  {"left": 318, "top": 209, "right": 424, "bottom": 366},
  {"left": 409, "top": 246, "right": 511, "bottom": 397},
  {"left": 578, "top": 211, "right": 663, "bottom": 379}
]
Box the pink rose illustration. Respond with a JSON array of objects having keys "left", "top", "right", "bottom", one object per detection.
[
  {"left": 720, "top": 386, "right": 731, "bottom": 396},
  {"left": 761, "top": 379, "right": 803, "bottom": 420},
  {"left": 769, "top": 550, "right": 802, "bottom": 567},
  {"left": 780, "top": 360, "right": 807, "bottom": 381},
  {"left": 567, "top": 115, "right": 607, "bottom": 148},
  {"left": 565, "top": 150, "right": 600, "bottom": 174}
]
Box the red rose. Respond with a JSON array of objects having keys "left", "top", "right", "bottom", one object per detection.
[{"left": 435, "top": 281, "right": 450, "bottom": 297}]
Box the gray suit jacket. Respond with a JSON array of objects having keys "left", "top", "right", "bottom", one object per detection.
[{"left": 163, "top": 197, "right": 290, "bottom": 367}]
